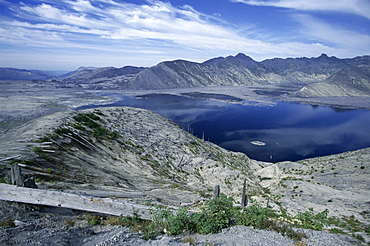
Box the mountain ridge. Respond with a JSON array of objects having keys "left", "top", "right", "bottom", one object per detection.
[
  {"left": 124, "top": 53, "right": 370, "bottom": 97},
  {"left": 1, "top": 53, "right": 370, "bottom": 97},
  {"left": 0, "top": 67, "right": 56, "bottom": 80}
]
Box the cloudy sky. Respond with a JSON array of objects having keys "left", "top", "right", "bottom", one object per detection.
[{"left": 0, "top": 0, "right": 369, "bottom": 70}]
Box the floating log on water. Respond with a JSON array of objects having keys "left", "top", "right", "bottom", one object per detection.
[{"left": 0, "top": 183, "right": 151, "bottom": 219}]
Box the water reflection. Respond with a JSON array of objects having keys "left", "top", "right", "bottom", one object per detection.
[{"left": 76, "top": 93, "right": 370, "bottom": 162}]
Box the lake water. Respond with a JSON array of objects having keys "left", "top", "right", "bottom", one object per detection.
[{"left": 76, "top": 93, "right": 370, "bottom": 162}]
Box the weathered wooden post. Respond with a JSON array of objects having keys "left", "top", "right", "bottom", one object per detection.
[
  {"left": 213, "top": 185, "right": 220, "bottom": 199},
  {"left": 11, "top": 163, "right": 23, "bottom": 187},
  {"left": 241, "top": 178, "right": 248, "bottom": 207}
]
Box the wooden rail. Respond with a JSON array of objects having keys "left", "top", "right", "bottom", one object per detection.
[{"left": 0, "top": 183, "right": 151, "bottom": 220}]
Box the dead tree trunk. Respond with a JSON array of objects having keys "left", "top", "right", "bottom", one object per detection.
[
  {"left": 266, "top": 196, "right": 270, "bottom": 208},
  {"left": 11, "top": 163, "right": 23, "bottom": 187},
  {"left": 241, "top": 178, "right": 248, "bottom": 207},
  {"left": 213, "top": 185, "right": 220, "bottom": 199}
]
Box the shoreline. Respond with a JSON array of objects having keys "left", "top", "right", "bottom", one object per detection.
[{"left": 118, "top": 85, "right": 370, "bottom": 110}]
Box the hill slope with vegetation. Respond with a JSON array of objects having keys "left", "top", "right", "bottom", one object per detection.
[{"left": 0, "top": 106, "right": 369, "bottom": 244}]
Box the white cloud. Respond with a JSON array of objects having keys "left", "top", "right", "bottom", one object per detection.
[
  {"left": 1, "top": 0, "right": 368, "bottom": 69},
  {"left": 4, "top": 0, "right": 284, "bottom": 59},
  {"left": 232, "top": 0, "right": 370, "bottom": 20},
  {"left": 295, "top": 14, "right": 370, "bottom": 55}
]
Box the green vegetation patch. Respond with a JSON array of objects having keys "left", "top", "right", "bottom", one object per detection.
[
  {"left": 0, "top": 177, "right": 7, "bottom": 184},
  {"left": 72, "top": 112, "right": 121, "bottom": 140},
  {"left": 123, "top": 195, "right": 308, "bottom": 242},
  {"left": 293, "top": 208, "right": 329, "bottom": 230},
  {"left": 73, "top": 112, "right": 101, "bottom": 129},
  {"left": 0, "top": 218, "right": 16, "bottom": 228}
]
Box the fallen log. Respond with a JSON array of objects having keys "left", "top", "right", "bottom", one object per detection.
[
  {"left": 0, "top": 183, "right": 151, "bottom": 220},
  {"left": 63, "top": 189, "right": 147, "bottom": 198},
  {"left": 0, "top": 155, "right": 21, "bottom": 162}
]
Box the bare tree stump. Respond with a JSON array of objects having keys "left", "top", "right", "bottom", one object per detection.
[
  {"left": 23, "top": 177, "right": 38, "bottom": 189},
  {"left": 213, "top": 185, "right": 220, "bottom": 199},
  {"left": 266, "top": 196, "right": 270, "bottom": 208},
  {"left": 241, "top": 178, "right": 248, "bottom": 207},
  {"left": 11, "top": 163, "right": 23, "bottom": 187}
]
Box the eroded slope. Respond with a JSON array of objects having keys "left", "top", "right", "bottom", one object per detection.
[{"left": 0, "top": 107, "right": 262, "bottom": 207}]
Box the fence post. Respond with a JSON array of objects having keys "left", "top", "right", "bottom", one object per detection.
[
  {"left": 11, "top": 163, "right": 23, "bottom": 187},
  {"left": 241, "top": 178, "right": 248, "bottom": 207},
  {"left": 212, "top": 185, "right": 220, "bottom": 199}
]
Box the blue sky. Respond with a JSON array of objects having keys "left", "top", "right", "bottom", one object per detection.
[{"left": 0, "top": 0, "right": 369, "bottom": 70}]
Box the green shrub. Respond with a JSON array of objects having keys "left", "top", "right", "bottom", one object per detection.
[
  {"left": 353, "top": 233, "right": 365, "bottom": 242},
  {"left": 294, "top": 208, "right": 329, "bottom": 230},
  {"left": 54, "top": 127, "right": 71, "bottom": 135},
  {"left": 35, "top": 136, "right": 51, "bottom": 143},
  {"left": 329, "top": 228, "right": 345, "bottom": 234},
  {"left": 73, "top": 113, "right": 101, "bottom": 129},
  {"left": 191, "top": 195, "right": 235, "bottom": 234},
  {"left": 108, "top": 131, "right": 121, "bottom": 140},
  {"left": 166, "top": 207, "right": 193, "bottom": 235},
  {"left": 143, "top": 223, "right": 161, "bottom": 240},
  {"left": 92, "top": 126, "right": 109, "bottom": 138},
  {"left": 84, "top": 214, "right": 104, "bottom": 225},
  {"left": 237, "top": 204, "right": 277, "bottom": 228},
  {"left": 137, "top": 195, "right": 312, "bottom": 241},
  {"left": 106, "top": 210, "right": 145, "bottom": 229},
  {"left": 71, "top": 123, "right": 85, "bottom": 130},
  {"left": 33, "top": 146, "right": 42, "bottom": 153}
]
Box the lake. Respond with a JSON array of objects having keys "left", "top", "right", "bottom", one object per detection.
[{"left": 76, "top": 93, "right": 370, "bottom": 162}]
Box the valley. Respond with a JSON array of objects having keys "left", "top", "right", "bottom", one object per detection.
[{"left": 0, "top": 53, "right": 369, "bottom": 245}]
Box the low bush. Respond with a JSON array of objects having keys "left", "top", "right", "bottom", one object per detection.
[
  {"left": 293, "top": 208, "right": 329, "bottom": 230},
  {"left": 191, "top": 195, "right": 235, "bottom": 234},
  {"left": 101, "top": 195, "right": 361, "bottom": 242},
  {"left": 140, "top": 195, "right": 306, "bottom": 241}
]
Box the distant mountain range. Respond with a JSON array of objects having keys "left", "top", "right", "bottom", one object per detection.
[
  {"left": 1, "top": 53, "right": 370, "bottom": 97},
  {"left": 124, "top": 53, "right": 370, "bottom": 97},
  {"left": 0, "top": 68, "right": 57, "bottom": 80}
]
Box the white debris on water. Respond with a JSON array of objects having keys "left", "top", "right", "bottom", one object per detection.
[{"left": 251, "top": 140, "right": 266, "bottom": 146}]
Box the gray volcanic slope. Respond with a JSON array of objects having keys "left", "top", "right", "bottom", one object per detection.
[
  {"left": 124, "top": 54, "right": 370, "bottom": 97},
  {"left": 0, "top": 106, "right": 369, "bottom": 245}
]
